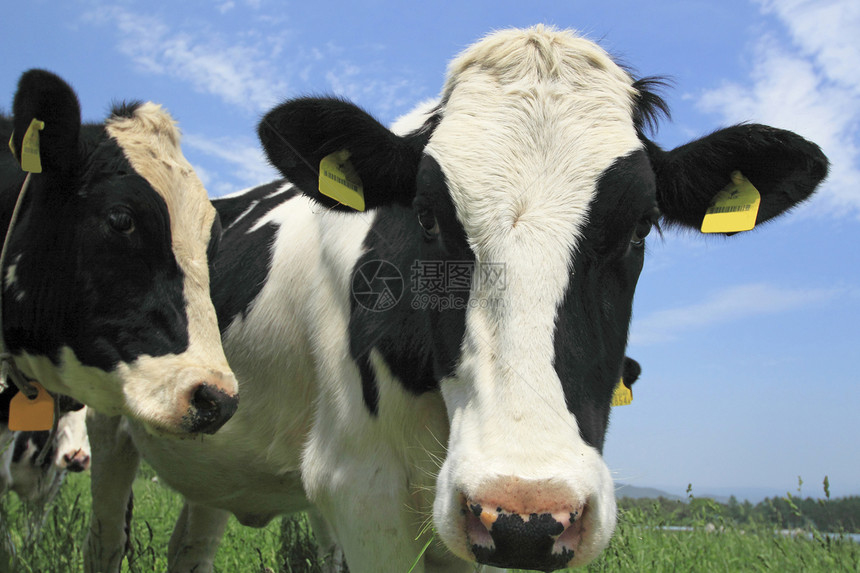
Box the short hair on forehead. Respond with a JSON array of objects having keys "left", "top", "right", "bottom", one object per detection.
[
  {"left": 441, "top": 25, "right": 633, "bottom": 102},
  {"left": 438, "top": 25, "right": 671, "bottom": 137}
]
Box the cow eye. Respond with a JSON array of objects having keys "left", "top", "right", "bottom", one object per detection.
[
  {"left": 417, "top": 209, "right": 440, "bottom": 240},
  {"left": 107, "top": 208, "right": 135, "bottom": 234},
  {"left": 631, "top": 209, "right": 660, "bottom": 249},
  {"left": 630, "top": 219, "right": 651, "bottom": 248}
]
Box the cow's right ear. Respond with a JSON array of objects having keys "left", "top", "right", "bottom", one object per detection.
[
  {"left": 258, "top": 97, "right": 422, "bottom": 211},
  {"left": 646, "top": 124, "right": 828, "bottom": 232},
  {"left": 11, "top": 69, "right": 81, "bottom": 178}
]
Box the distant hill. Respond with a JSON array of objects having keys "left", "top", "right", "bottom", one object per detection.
[
  {"left": 615, "top": 483, "right": 793, "bottom": 504},
  {"left": 615, "top": 484, "right": 681, "bottom": 500}
]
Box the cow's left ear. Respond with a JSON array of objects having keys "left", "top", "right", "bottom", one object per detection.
[
  {"left": 646, "top": 124, "right": 828, "bottom": 231},
  {"left": 258, "top": 97, "right": 423, "bottom": 211},
  {"left": 11, "top": 69, "right": 82, "bottom": 177}
]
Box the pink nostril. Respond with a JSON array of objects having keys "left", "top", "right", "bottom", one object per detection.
[
  {"left": 552, "top": 511, "right": 572, "bottom": 531},
  {"left": 465, "top": 504, "right": 496, "bottom": 549}
]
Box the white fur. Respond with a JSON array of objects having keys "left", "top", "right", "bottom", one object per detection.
[
  {"left": 86, "top": 26, "right": 644, "bottom": 572},
  {"left": 390, "top": 98, "right": 439, "bottom": 135}
]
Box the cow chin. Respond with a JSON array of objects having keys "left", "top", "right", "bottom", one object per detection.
[{"left": 433, "top": 450, "right": 617, "bottom": 571}]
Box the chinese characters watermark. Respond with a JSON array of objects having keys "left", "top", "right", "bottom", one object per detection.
[{"left": 351, "top": 259, "right": 506, "bottom": 312}]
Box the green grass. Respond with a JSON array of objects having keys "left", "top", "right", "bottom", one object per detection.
[
  {"left": 2, "top": 469, "right": 858, "bottom": 572},
  {"left": 1, "top": 467, "right": 284, "bottom": 572},
  {"left": 577, "top": 506, "right": 860, "bottom": 573}
]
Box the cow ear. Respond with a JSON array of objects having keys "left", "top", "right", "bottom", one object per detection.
[
  {"left": 621, "top": 357, "right": 641, "bottom": 389},
  {"left": 258, "top": 97, "right": 422, "bottom": 211},
  {"left": 11, "top": 69, "right": 82, "bottom": 177},
  {"left": 647, "top": 124, "right": 828, "bottom": 232}
]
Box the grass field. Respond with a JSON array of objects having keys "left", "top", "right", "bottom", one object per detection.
[{"left": 2, "top": 466, "right": 858, "bottom": 572}]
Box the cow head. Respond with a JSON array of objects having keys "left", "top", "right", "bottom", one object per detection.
[
  {"left": 1, "top": 70, "right": 238, "bottom": 436},
  {"left": 0, "top": 406, "right": 91, "bottom": 505},
  {"left": 259, "top": 26, "right": 826, "bottom": 570}
]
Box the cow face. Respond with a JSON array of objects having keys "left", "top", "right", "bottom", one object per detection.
[
  {"left": 0, "top": 407, "right": 90, "bottom": 505},
  {"left": 259, "top": 26, "right": 826, "bottom": 570},
  {"left": 1, "top": 70, "right": 238, "bottom": 436}
]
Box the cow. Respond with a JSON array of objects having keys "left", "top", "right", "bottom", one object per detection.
[
  {"left": 85, "top": 26, "right": 828, "bottom": 573},
  {"left": 1, "top": 406, "right": 90, "bottom": 507},
  {"left": 0, "top": 69, "right": 238, "bottom": 436}
]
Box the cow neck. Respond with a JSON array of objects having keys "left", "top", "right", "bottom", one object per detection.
[{"left": 0, "top": 172, "right": 61, "bottom": 464}]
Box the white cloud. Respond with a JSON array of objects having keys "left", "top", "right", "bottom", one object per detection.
[
  {"left": 758, "top": 0, "right": 860, "bottom": 91},
  {"left": 629, "top": 282, "right": 841, "bottom": 346},
  {"left": 696, "top": 0, "right": 860, "bottom": 218},
  {"left": 182, "top": 133, "right": 279, "bottom": 197},
  {"left": 325, "top": 61, "right": 426, "bottom": 121},
  {"left": 83, "top": 6, "right": 289, "bottom": 113},
  {"left": 82, "top": 4, "right": 426, "bottom": 125}
]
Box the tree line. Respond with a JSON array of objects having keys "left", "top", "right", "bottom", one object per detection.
[{"left": 618, "top": 494, "right": 860, "bottom": 533}]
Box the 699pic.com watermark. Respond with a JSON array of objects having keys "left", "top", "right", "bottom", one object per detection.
[{"left": 351, "top": 259, "right": 506, "bottom": 312}]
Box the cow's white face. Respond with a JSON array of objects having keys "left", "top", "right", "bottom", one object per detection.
[
  {"left": 421, "top": 28, "right": 646, "bottom": 568},
  {"left": 3, "top": 71, "right": 238, "bottom": 437},
  {"left": 258, "top": 23, "right": 827, "bottom": 571}
]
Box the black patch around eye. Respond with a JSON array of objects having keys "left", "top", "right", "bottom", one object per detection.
[
  {"left": 414, "top": 154, "right": 467, "bottom": 251},
  {"left": 586, "top": 150, "right": 658, "bottom": 256},
  {"left": 417, "top": 208, "right": 439, "bottom": 240},
  {"left": 630, "top": 218, "right": 652, "bottom": 247},
  {"left": 107, "top": 208, "right": 135, "bottom": 234}
]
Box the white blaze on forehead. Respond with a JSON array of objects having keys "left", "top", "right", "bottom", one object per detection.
[{"left": 427, "top": 26, "right": 643, "bottom": 400}]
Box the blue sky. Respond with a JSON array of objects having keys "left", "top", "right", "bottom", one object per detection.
[{"left": 3, "top": 0, "right": 858, "bottom": 500}]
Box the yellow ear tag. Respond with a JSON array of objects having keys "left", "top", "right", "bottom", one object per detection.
[
  {"left": 8, "top": 382, "right": 55, "bottom": 431},
  {"left": 701, "top": 171, "right": 761, "bottom": 233},
  {"left": 611, "top": 378, "right": 632, "bottom": 407},
  {"left": 19, "top": 118, "right": 46, "bottom": 173},
  {"left": 319, "top": 150, "right": 365, "bottom": 211},
  {"left": 8, "top": 131, "right": 19, "bottom": 162}
]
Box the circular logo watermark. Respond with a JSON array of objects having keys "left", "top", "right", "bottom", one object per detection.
[{"left": 351, "top": 259, "right": 404, "bottom": 312}]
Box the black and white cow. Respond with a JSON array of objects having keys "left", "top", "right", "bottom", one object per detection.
[
  {"left": 0, "top": 69, "right": 238, "bottom": 436},
  {"left": 86, "top": 26, "right": 827, "bottom": 573},
  {"left": 1, "top": 405, "right": 90, "bottom": 507}
]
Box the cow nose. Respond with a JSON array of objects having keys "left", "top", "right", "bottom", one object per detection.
[
  {"left": 186, "top": 382, "right": 239, "bottom": 434},
  {"left": 463, "top": 498, "right": 585, "bottom": 571},
  {"left": 63, "top": 449, "right": 91, "bottom": 472}
]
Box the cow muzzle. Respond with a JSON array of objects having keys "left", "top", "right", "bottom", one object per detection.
[
  {"left": 61, "top": 448, "right": 91, "bottom": 472},
  {"left": 436, "top": 472, "right": 615, "bottom": 571},
  {"left": 462, "top": 490, "right": 586, "bottom": 571},
  {"left": 182, "top": 378, "right": 239, "bottom": 434}
]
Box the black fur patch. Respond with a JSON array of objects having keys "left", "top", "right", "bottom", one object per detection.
[
  {"left": 552, "top": 150, "right": 656, "bottom": 451},
  {"left": 1, "top": 69, "right": 193, "bottom": 371},
  {"left": 210, "top": 181, "right": 298, "bottom": 332}
]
